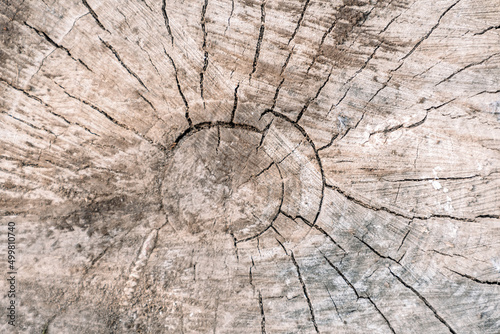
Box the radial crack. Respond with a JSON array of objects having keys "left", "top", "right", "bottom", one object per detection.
[
  {"left": 1, "top": 77, "right": 48, "bottom": 107},
  {"left": 249, "top": 258, "right": 255, "bottom": 287},
  {"left": 291, "top": 251, "right": 319, "bottom": 333},
  {"left": 269, "top": 48, "right": 294, "bottom": 110},
  {"left": 435, "top": 52, "right": 500, "bottom": 86},
  {"left": 296, "top": 69, "right": 332, "bottom": 123},
  {"left": 288, "top": 0, "right": 311, "bottom": 45},
  {"left": 275, "top": 236, "right": 289, "bottom": 255},
  {"left": 406, "top": 112, "right": 428, "bottom": 128},
  {"left": 200, "top": 0, "right": 209, "bottom": 107},
  {"left": 325, "top": 285, "right": 342, "bottom": 320},
  {"left": 60, "top": 85, "right": 166, "bottom": 151},
  {"left": 335, "top": 87, "right": 351, "bottom": 107},
  {"left": 474, "top": 24, "right": 500, "bottom": 35},
  {"left": 365, "top": 297, "right": 396, "bottom": 334},
  {"left": 307, "top": 15, "right": 339, "bottom": 74},
  {"left": 344, "top": 42, "right": 382, "bottom": 86},
  {"left": 282, "top": 211, "right": 346, "bottom": 254},
  {"left": 281, "top": 47, "right": 294, "bottom": 76},
  {"left": 139, "top": 93, "right": 157, "bottom": 113},
  {"left": 253, "top": 162, "right": 274, "bottom": 179},
  {"left": 229, "top": 231, "right": 239, "bottom": 261},
  {"left": 317, "top": 133, "right": 339, "bottom": 151},
  {"left": 230, "top": 82, "right": 240, "bottom": 123},
  {"left": 323, "top": 254, "right": 395, "bottom": 332},
  {"left": 2, "top": 111, "right": 56, "bottom": 136},
  {"left": 81, "top": 0, "right": 109, "bottom": 32},
  {"left": 259, "top": 291, "right": 267, "bottom": 333},
  {"left": 270, "top": 78, "right": 285, "bottom": 112},
  {"left": 390, "top": 269, "right": 457, "bottom": 334},
  {"left": 216, "top": 125, "right": 221, "bottom": 152},
  {"left": 277, "top": 141, "right": 302, "bottom": 164},
  {"left": 323, "top": 253, "right": 361, "bottom": 298},
  {"left": 354, "top": 236, "right": 400, "bottom": 264},
  {"left": 366, "top": 111, "right": 428, "bottom": 142},
  {"left": 257, "top": 120, "right": 273, "bottom": 151},
  {"left": 161, "top": 0, "right": 174, "bottom": 45},
  {"left": 313, "top": 224, "right": 346, "bottom": 253},
  {"left": 165, "top": 50, "right": 192, "bottom": 126},
  {"left": 426, "top": 98, "right": 457, "bottom": 111},
  {"left": 75, "top": 122, "right": 99, "bottom": 136},
  {"left": 400, "top": 0, "right": 461, "bottom": 61},
  {"left": 0, "top": 78, "right": 101, "bottom": 136},
  {"left": 99, "top": 37, "right": 149, "bottom": 91},
  {"left": 447, "top": 268, "right": 500, "bottom": 285},
  {"left": 472, "top": 89, "right": 500, "bottom": 96},
  {"left": 249, "top": 0, "right": 266, "bottom": 81},
  {"left": 397, "top": 228, "right": 411, "bottom": 252},
  {"left": 225, "top": 0, "right": 235, "bottom": 34},
  {"left": 325, "top": 183, "right": 481, "bottom": 222},
  {"left": 380, "top": 13, "right": 401, "bottom": 34},
  {"left": 24, "top": 22, "right": 91, "bottom": 71},
  {"left": 386, "top": 175, "right": 479, "bottom": 183}
]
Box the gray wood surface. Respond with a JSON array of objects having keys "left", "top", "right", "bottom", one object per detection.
[{"left": 1, "top": 0, "right": 499, "bottom": 332}]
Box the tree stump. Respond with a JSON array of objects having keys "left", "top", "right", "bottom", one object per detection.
[{"left": 1, "top": 0, "right": 499, "bottom": 332}]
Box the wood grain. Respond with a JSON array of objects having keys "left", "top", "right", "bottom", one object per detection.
[{"left": 0, "top": 0, "right": 499, "bottom": 332}]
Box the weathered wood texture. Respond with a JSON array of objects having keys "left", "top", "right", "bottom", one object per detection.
[{"left": 1, "top": 0, "right": 500, "bottom": 332}]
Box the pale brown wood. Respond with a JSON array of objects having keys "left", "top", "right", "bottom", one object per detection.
[{"left": 1, "top": 0, "right": 499, "bottom": 332}]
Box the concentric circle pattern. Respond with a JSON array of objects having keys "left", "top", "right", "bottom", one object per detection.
[{"left": 163, "top": 117, "right": 324, "bottom": 243}]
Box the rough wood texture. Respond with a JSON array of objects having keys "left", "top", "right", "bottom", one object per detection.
[{"left": 1, "top": 0, "right": 499, "bottom": 332}]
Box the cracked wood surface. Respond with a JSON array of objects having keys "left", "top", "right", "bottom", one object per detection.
[{"left": 0, "top": 0, "right": 499, "bottom": 332}]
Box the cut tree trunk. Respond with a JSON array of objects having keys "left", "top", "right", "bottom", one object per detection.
[{"left": 1, "top": 0, "right": 499, "bottom": 332}]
